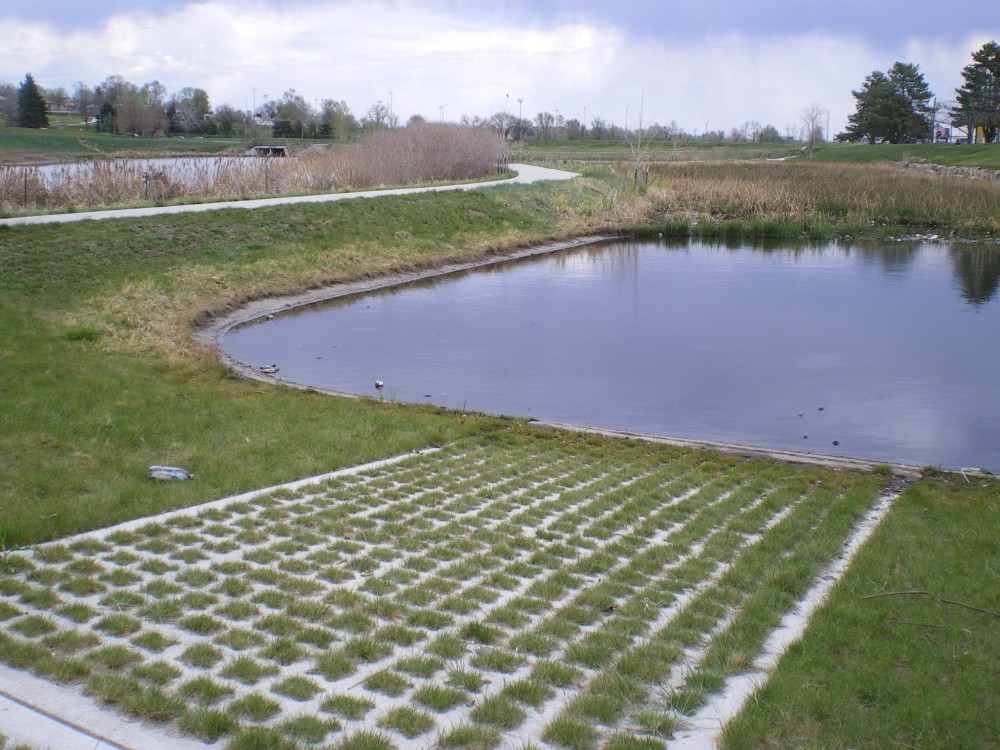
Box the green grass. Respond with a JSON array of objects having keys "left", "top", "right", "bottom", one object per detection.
[
  {"left": 468, "top": 695, "right": 525, "bottom": 729},
  {"left": 219, "top": 655, "right": 278, "bottom": 685},
  {"left": 412, "top": 684, "right": 467, "bottom": 712},
  {"left": 321, "top": 693, "right": 375, "bottom": 720},
  {"left": 0, "top": 124, "right": 242, "bottom": 161},
  {"left": 1, "top": 189, "right": 550, "bottom": 545},
  {"left": 178, "top": 707, "right": 239, "bottom": 742},
  {"left": 280, "top": 714, "right": 340, "bottom": 743},
  {"left": 229, "top": 692, "right": 281, "bottom": 721},
  {"left": 438, "top": 723, "right": 502, "bottom": 750},
  {"left": 0, "top": 159, "right": 998, "bottom": 750},
  {"left": 377, "top": 705, "right": 435, "bottom": 737},
  {"left": 722, "top": 475, "right": 1000, "bottom": 749},
  {"left": 812, "top": 141, "right": 1000, "bottom": 169},
  {"left": 272, "top": 675, "right": 321, "bottom": 701}
]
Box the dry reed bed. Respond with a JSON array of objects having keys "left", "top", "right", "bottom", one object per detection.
[
  {"left": 0, "top": 432, "right": 882, "bottom": 750},
  {"left": 0, "top": 125, "right": 505, "bottom": 212},
  {"left": 633, "top": 161, "right": 1000, "bottom": 235}
]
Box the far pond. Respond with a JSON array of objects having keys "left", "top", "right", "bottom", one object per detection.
[{"left": 223, "top": 239, "right": 1000, "bottom": 472}]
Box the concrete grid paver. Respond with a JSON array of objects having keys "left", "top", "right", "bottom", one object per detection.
[{"left": 0, "top": 435, "right": 889, "bottom": 749}]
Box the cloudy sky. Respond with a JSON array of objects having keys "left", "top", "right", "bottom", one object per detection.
[{"left": 1, "top": 0, "right": 995, "bottom": 136}]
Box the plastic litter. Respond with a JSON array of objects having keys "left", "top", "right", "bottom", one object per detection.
[{"left": 149, "top": 465, "right": 193, "bottom": 481}]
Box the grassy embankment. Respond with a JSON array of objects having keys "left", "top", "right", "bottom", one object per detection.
[
  {"left": 0, "top": 124, "right": 245, "bottom": 164},
  {"left": 0, "top": 151, "right": 998, "bottom": 748},
  {"left": 4, "top": 160, "right": 1000, "bottom": 541}
]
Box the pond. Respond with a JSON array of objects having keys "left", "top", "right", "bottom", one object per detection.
[
  {"left": 223, "top": 239, "right": 1000, "bottom": 472},
  {"left": 23, "top": 156, "right": 259, "bottom": 186}
]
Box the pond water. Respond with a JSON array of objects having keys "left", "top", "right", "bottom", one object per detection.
[
  {"left": 23, "top": 156, "right": 258, "bottom": 186},
  {"left": 223, "top": 239, "right": 1000, "bottom": 471}
]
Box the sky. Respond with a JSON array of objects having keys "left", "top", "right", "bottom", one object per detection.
[{"left": 1, "top": 0, "right": 996, "bottom": 137}]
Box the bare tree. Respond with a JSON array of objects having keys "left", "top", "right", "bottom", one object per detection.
[
  {"left": 489, "top": 110, "right": 515, "bottom": 141},
  {"left": 799, "top": 102, "right": 827, "bottom": 157},
  {"left": 0, "top": 82, "right": 16, "bottom": 125},
  {"left": 363, "top": 100, "right": 389, "bottom": 132},
  {"left": 47, "top": 86, "right": 69, "bottom": 112},
  {"left": 626, "top": 96, "right": 660, "bottom": 185},
  {"left": 534, "top": 111, "right": 555, "bottom": 139},
  {"left": 73, "top": 82, "right": 93, "bottom": 126}
]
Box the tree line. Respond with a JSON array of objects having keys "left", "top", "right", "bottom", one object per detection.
[
  {"left": 839, "top": 40, "right": 1000, "bottom": 144},
  {"left": 1, "top": 73, "right": 799, "bottom": 146},
  {"left": 0, "top": 75, "right": 391, "bottom": 140},
  {"left": 8, "top": 40, "right": 996, "bottom": 146}
]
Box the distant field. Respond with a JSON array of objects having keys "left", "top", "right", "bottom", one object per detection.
[
  {"left": 0, "top": 125, "right": 248, "bottom": 164},
  {"left": 520, "top": 138, "right": 1000, "bottom": 169},
  {"left": 517, "top": 139, "right": 801, "bottom": 163},
  {"left": 4, "top": 124, "right": 999, "bottom": 171},
  {"left": 811, "top": 141, "right": 1000, "bottom": 169}
]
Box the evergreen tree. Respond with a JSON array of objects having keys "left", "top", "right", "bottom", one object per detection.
[
  {"left": 954, "top": 41, "right": 1000, "bottom": 143},
  {"left": 16, "top": 72, "right": 49, "bottom": 128},
  {"left": 838, "top": 62, "right": 932, "bottom": 144}
]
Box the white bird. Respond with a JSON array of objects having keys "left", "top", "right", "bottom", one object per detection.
[{"left": 374, "top": 380, "right": 384, "bottom": 389}]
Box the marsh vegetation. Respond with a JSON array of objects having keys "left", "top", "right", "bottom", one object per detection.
[{"left": 0, "top": 124, "right": 504, "bottom": 214}]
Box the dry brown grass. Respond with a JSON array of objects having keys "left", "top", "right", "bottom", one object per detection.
[
  {"left": 639, "top": 161, "right": 1000, "bottom": 233},
  {"left": 0, "top": 125, "right": 505, "bottom": 212}
]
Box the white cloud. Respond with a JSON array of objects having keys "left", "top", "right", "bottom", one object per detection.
[{"left": 0, "top": 0, "right": 986, "bottom": 132}]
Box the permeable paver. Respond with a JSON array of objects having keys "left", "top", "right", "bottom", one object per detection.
[{"left": 0, "top": 431, "right": 883, "bottom": 749}]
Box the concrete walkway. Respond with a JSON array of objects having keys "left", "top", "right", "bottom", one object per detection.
[{"left": 0, "top": 163, "right": 578, "bottom": 227}]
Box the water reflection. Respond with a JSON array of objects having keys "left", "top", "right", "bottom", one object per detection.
[
  {"left": 950, "top": 246, "right": 1000, "bottom": 306},
  {"left": 223, "top": 239, "right": 1000, "bottom": 471}
]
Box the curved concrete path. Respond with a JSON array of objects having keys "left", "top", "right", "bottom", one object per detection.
[{"left": 0, "top": 163, "right": 577, "bottom": 227}]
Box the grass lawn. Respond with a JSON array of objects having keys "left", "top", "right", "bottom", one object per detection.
[
  {"left": 812, "top": 141, "right": 1000, "bottom": 169},
  {"left": 520, "top": 138, "right": 1000, "bottom": 170},
  {"left": 1, "top": 158, "right": 999, "bottom": 748},
  {"left": 723, "top": 473, "right": 999, "bottom": 749}
]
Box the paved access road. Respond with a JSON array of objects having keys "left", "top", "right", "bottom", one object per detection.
[{"left": 0, "top": 163, "right": 578, "bottom": 227}]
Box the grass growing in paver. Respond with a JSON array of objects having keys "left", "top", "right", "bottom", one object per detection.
[{"left": 0, "top": 430, "right": 994, "bottom": 748}]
